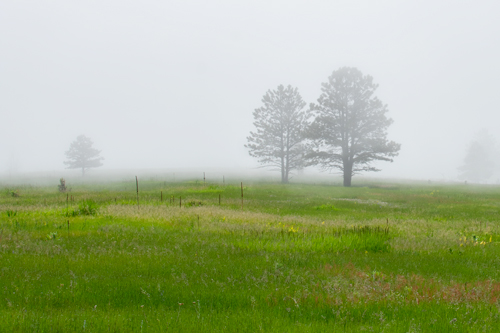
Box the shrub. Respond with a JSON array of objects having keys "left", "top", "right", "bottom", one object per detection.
[
  {"left": 77, "top": 200, "right": 99, "bottom": 216},
  {"left": 185, "top": 200, "right": 203, "bottom": 207},
  {"left": 58, "top": 178, "right": 67, "bottom": 192}
]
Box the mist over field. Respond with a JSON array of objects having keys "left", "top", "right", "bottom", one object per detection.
[{"left": 1, "top": 0, "right": 500, "bottom": 182}]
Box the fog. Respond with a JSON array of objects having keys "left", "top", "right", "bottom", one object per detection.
[{"left": 1, "top": 1, "right": 500, "bottom": 182}]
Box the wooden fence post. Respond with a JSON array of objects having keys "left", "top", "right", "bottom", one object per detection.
[{"left": 136, "top": 176, "right": 139, "bottom": 209}]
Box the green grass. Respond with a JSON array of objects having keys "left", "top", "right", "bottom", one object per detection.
[{"left": 1, "top": 180, "right": 500, "bottom": 331}]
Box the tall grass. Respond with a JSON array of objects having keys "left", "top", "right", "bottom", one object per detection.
[{"left": 1, "top": 181, "right": 500, "bottom": 331}]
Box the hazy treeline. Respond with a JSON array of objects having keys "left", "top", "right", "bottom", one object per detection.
[{"left": 459, "top": 130, "right": 500, "bottom": 183}]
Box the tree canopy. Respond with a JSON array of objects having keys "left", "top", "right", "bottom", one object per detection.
[
  {"left": 245, "top": 85, "right": 308, "bottom": 183},
  {"left": 307, "top": 67, "right": 400, "bottom": 186},
  {"left": 64, "top": 135, "right": 104, "bottom": 176}
]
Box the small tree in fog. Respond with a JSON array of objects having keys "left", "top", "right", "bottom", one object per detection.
[
  {"left": 64, "top": 135, "right": 104, "bottom": 176},
  {"left": 58, "top": 178, "right": 67, "bottom": 192},
  {"left": 245, "top": 85, "right": 308, "bottom": 183},
  {"left": 307, "top": 67, "right": 400, "bottom": 187},
  {"left": 458, "top": 131, "right": 497, "bottom": 183}
]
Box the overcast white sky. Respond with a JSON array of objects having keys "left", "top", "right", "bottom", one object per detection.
[{"left": 1, "top": 0, "right": 499, "bottom": 180}]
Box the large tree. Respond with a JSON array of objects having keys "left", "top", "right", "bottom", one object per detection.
[
  {"left": 245, "top": 84, "right": 308, "bottom": 183},
  {"left": 64, "top": 135, "right": 104, "bottom": 176},
  {"left": 307, "top": 67, "right": 400, "bottom": 187}
]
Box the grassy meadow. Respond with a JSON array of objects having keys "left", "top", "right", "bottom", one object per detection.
[{"left": 1, "top": 178, "right": 500, "bottom": 332}]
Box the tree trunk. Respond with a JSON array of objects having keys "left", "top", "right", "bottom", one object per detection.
[
  {"left": 282, "top": 153, "right": 289, "bottom": 184},
  {"left": 343, "top": 173, "right": 352, "bottom": 187},
  {"left": 281, "top": 155, "right": 287, "bottom": 183},
  {"left": 343, "top": 161, "right": 353, "bottom": 187}
]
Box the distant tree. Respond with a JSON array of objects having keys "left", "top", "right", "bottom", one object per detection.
[
  {"left": 458, "top": 131, "right": 497, "bottom": 183},
  {"left": 58, "top": 178, "right": 67, "bottom": 192},
  {"left": 307, "top": 67, "right": 400, "bottom": 187},
  {"left": 64, "top": 135, "right": 104, "bottom": 176},
  {"left": 245, "top": 85, "right": 308, "bottom": 183}
]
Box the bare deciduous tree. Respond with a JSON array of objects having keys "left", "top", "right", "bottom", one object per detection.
[
  {"left": 245, "top": 85, "right": 308, "bottom": 183},
  {"left": 64, "top": 135, "right": 104, "bottom": 176},
  {"left": 307, "top": 67, "right": 400, "bottom": 187}
]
